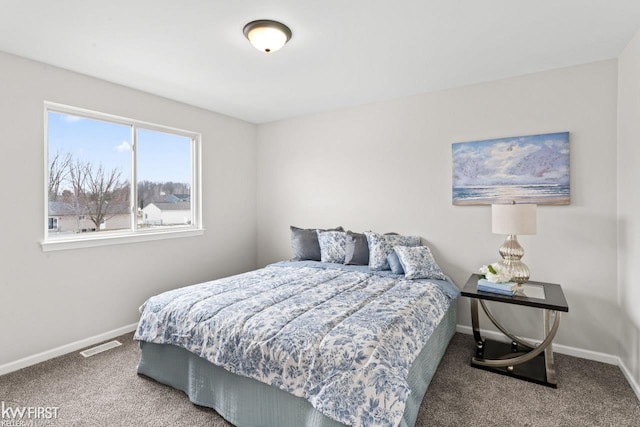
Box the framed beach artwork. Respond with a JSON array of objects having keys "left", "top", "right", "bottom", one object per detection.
[{"left": 452, "top": 132, "right": 570, "bottom": 205}]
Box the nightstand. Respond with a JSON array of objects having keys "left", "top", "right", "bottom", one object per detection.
[{"left": 461, "top": 274, "right": 569, "bottom": 388}]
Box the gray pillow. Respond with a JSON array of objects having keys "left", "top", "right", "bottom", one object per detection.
[
  {"left": 344, "top": 231, "right": 369, "bottom": 265},
  {"left": 387, "top": 251, "right": 405, "bottom": 274},
  {"left": 290, "top": 226, "right": 343, "bottom": 261}
]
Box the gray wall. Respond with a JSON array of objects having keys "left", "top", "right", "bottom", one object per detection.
[
  {"left": 257, "top": 60, "right": 620, "bottom": 356},
  {"left": 618, "top": 28, "right": 640, "bottom": 390},
  {"left": 1, "top": 46, "right": 635, "bottom": 390},
  {"left": 0, "top": 51, "right": 257, "bottom": 367}
]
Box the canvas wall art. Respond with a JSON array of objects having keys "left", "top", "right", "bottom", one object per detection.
[{"left": 452, "top": 132, "right": 570, "bottom": 205}]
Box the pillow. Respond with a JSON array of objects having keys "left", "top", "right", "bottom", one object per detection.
[
  {"left": 364, "top": 231, "right": 421, "bottom": 271},
  {"left": 344, "top": 231, "right": 399, "bottom": 265},
  {"left": 387, "top": 251, "right": 404, "bottom": 274},
  {"left": 290, "top": 226, "right": 343, "bottom": 261},
  {"left": 317, "top": 230, "right": 347, "bottom": 263},
  {"left": 393, "top": 245, "right": 446, "bottom": 280},
  {"left": 344, "top": 231, "right": 369, "bottom": 265}
]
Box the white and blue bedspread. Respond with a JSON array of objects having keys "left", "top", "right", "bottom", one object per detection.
[{"left": 134, "top": 261, "right": 459, "bottom": 427}]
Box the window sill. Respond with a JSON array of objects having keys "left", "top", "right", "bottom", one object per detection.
[{"left": 41, "top": 228, "right": 205, "bottom": 252}]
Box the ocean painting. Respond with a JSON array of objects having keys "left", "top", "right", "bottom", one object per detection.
[{"left": 452, "top": 132, "right": 570, "bottom": 205}]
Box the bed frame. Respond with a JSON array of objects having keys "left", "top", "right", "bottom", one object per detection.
[{"left": 137, "top": 304, "right": 456, "bottom": 427}]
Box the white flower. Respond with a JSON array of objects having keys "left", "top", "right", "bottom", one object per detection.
[{"left": 479, "top": 263, "right": 512, "bottom": 283}]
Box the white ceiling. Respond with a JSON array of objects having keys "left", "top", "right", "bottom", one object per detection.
[{"left": 2, "top": 1, "right": 640, "bottom": 124}]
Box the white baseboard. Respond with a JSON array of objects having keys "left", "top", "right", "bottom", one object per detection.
[
  {"left": 0, "top": 323, "right": 138, "bottom": 376},
  {"left": 456, "top": 324, "right": 619, "bottom": 365},
  {"left": 618, "top": 358, "right": 640, "bottom": 401}
]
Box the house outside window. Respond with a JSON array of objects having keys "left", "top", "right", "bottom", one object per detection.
[{"left": 43, "top": 102, "right": 202, "bottom": 251}]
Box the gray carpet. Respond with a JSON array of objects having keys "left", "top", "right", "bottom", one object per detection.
[{"left": 1, "top": 332, "right": 638, "bottom": 426}]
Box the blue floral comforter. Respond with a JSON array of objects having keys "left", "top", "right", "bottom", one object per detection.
[{"left": 134, "top": 262, "right": 457, "bottom": 427}]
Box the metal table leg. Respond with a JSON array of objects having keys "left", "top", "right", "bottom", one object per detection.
[
  {"left": 470, "top": 300, "right": 561, "bottom": 387},
  {"left": 470, "top": 298, "right": 483, "bottom": 350},
  {"left": 544, "top": 309, "right": 558, "bottom": 385}
]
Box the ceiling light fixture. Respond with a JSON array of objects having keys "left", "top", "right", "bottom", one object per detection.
[{"left": 243, "top": 20, "right": 292, "bottom": 53}]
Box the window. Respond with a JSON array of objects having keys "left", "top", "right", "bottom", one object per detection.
[{"left": 43, "top": 102, "right": 202, "bottom": 251}]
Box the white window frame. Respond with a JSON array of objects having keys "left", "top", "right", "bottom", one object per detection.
[{"left": 41, "top": 102, "right": 203, "bottom": 252}]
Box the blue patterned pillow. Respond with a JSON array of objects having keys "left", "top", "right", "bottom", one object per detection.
[
  {"left": 364, "top": 231, "right": 421, "bottom": 271},
  {"left": 317, "top": 230, "right": 347, "bottom": 263},
  {"left": 393, "top": 245, "right": 446, "bottom": 280}
]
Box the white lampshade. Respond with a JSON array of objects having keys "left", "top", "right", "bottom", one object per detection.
[
  {"left": 492, "top": 203, "right": 537, "bottom": 235},
  {"left": 243, "top": 20, "right": 292, "bottom": 53}
]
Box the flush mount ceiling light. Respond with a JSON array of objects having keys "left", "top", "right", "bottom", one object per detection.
[{"left": 243, "top": 19, "right": 292, "bottom": 53}]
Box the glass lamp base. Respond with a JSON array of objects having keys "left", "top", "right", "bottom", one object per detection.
[
  {"left": 498, "top": 235, "right": 530, "bottom": 285},
  {"left": 498, "top": 260, "right": 530, "bottom": 285}
]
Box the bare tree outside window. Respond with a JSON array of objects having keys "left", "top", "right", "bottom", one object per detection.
[
  {"left": 68, "top": 159, "right": 129, "bottom": 230},
  {"left": 49, "top": 154, "right": 129, "bottom": 233},
  {"left": 48, "top": 151, "right": 72, "bottom": 199}
]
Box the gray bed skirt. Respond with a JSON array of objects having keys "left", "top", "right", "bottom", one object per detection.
[{"left": 137, "top": 303, "right": 457, "bottom": 427}]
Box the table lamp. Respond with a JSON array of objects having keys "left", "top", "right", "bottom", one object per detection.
[{"left": 492, "top": 202, "right": 537, "bottom": 285}]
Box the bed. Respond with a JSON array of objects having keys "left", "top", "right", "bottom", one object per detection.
[{"left": 135, "top": 260, "right": 459, "bottom": 427}]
